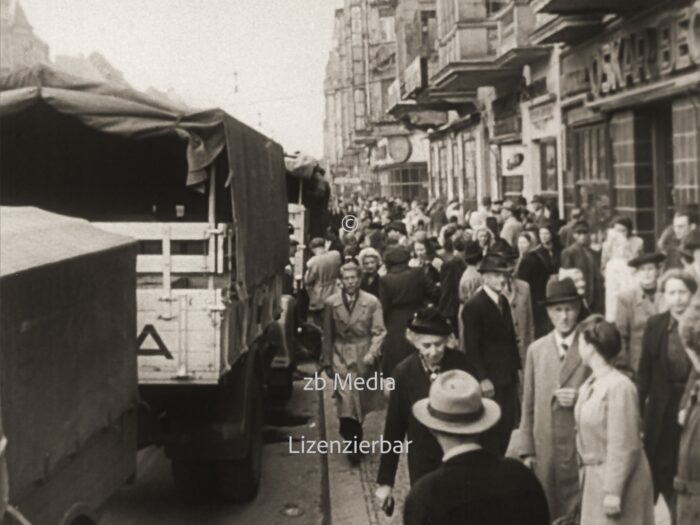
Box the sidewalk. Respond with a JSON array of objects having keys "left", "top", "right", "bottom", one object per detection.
[{"left": 323, "top": 384, "right": 410, "bottom": 525}]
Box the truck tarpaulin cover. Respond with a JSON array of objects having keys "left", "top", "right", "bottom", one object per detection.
[
  {"left": 0, "top": 65, "right": 288, "bottom": 299},
  {"left": 0, "top": 207, "right": 138, "bottom": 511}
]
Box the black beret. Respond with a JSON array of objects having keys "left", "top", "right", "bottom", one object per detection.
[
  {"left": 408, "top": 306, "right": 452, "bottom": 336},
  {"left": 628, "top": 252, "right": 665, "bottom": 268}
]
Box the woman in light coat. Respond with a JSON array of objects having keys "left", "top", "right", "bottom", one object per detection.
[
  {"left": 322, "top": 262, "right": 387, "bottom": 463},
  {"left": 575, "top": 315, "right": 654, "bottom": 525}
]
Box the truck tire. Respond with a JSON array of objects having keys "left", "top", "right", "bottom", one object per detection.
[
  {"left": 172, "top": 460, "right": 216, "bottom": 503},
  {"left": 215, "top": 376, "right": 263, "bottom": 502}
]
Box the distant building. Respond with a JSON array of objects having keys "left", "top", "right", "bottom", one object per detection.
[
  {"left": 0, "top": 0, "right": 49, "bottom": 73},
  {"left": 323, "top": 0, "right": 430, "bottom": 201}
]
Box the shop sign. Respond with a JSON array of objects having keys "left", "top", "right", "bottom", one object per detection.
[
  {"left": 583, "top": 4, "right": 700, "bottom": 99},
  {"left": 530, "top": 102, "right": 554, "bottom": 130}
]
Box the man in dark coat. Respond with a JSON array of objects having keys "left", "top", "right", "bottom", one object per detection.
[
  {"left": 403, "top": 369, "right": 549, "bottom": 525},
  {"left": 561, "top": 220, "right": 605, "bottom": 314},
  {"left": 517, "top": 225, "right": 560, "bottom": 338},
  {"left": 462, "top": 253, "right": 521, "bottom": 454},
  {"left": 438, "top": 237, "right": 467, "bottom": 337},
  {"left": 375, "top": 308, "right": 468, "bottom": 508},
  {"left": 379, "top": 246, "right": 439, "bottom": 377}
]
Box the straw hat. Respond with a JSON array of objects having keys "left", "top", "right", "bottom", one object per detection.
[{"left": 412, "top": 370, "right": 501, "bottom": 435}]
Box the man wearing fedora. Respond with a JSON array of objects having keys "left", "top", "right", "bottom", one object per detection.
[
  {"left": 518, "top": 277, "right": 589, "bottom": 523},
  {"left": 615, "top": 252, "right": 667, "bottom": 374},
  {"left": 375, "top": 307, "right": 468, "bottom": 509},
  {"left": 561, "top": 220, "right": 605, "bottom": 314},
  {"left": 404, "top": 370, "right": 549, "bottom": 525},
  {"left": 461, "top": 253, "right": 522, "bottom": 455}
]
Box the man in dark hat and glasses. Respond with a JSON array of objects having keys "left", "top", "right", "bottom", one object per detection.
[{"left": 375, "top": 307, "right": 468, "bottom": 510}]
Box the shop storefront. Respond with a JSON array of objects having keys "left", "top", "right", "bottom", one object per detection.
[
  {"left": 560, "top": 1, "right": 700, "bottom": 247},
  {"left": 428, "top": 115, "right": 484, "bottom": 212}
]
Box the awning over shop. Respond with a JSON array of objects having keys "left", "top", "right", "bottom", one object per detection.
[{"left": 0, "top": 65, "right": 288, "bottom": 298}]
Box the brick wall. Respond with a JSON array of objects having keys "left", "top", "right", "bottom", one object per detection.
[
  {"left": 672, "top": 96, "right": 700, "bottom": 208},
  {"left": 610, "top": 111, "right": 655, "bottom": 249}
]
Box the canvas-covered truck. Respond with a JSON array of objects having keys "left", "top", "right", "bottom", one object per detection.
[
  {"left": 0, "top": 207, "right": 139, "bottom": 525},
  {"left": 0, "top": 65, "right": 294, "bottom": 503}
]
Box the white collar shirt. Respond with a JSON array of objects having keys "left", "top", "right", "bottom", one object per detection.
[
  {"left": 443, "top": 443, "right": 482, "bottom": 462},
  {"left": 554, "top": 331, "right": 577, "bottom": 361}
]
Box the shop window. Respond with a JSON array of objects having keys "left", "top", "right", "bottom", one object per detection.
[
  {"left": 503, "top": 175, "right": 523, "bottom": 197},
  {"left": 539, "top": 140, "right": 558, "bottom": 192},
  {"left": 463, "top": 137, "right": 477, "bottom": 210}
]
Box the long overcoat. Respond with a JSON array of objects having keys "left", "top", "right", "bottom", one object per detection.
[
  {"left": 322, "top": 290, "right": 387, "bottom": 421},
  {"left": 575, "top": 370, "right": 655, "bottom": 525},
  {"left": 378, "top": 264, "right": 439, "bottom": 377},
  {"left": 504, "top": 278, "right": 535, "bottom": 368},
  {"left": 519, "top": 332, "right": 590, "bottom": 521}
]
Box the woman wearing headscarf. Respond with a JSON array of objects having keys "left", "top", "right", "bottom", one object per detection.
[
  {"left": 575, "top": 315, "right": 654, "bottom": 525},
  {"left": 358, "top": 247, "right": 382, "bottom": 298},
  {"left": 638, "top": 269, "right": 698, "bottom": 522}
]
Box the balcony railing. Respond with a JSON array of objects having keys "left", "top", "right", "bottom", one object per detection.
[
  {"left": 532, "top": 0, "right": 635, "bottom": 15},
  {"left": 432, "top": 1, "right": 547, "bottom": 91}
]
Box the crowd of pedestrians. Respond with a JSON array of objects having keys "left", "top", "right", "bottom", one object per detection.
[{"left": 300, "top": 194, "right": 700, "bottom": 524}]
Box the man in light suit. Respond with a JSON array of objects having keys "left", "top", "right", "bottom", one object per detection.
[
  {"left": 304, "top": 237, "right": 341, "bottom": 328},
  {"left": 519, "top": 277, "right": 590, "bottom": 523}
]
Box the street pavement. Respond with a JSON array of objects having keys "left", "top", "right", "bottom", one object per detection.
[{"left": 101, "top": 364, "right": 326, "bottom": 525}]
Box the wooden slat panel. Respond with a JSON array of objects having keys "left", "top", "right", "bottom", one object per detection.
[{"left": 93, "top": 222, "right": 212, "bottom": 240}]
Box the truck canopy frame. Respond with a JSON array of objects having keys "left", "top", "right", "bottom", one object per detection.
[{"left": 0, "top": 65, "right": 288, "bottom": 300}]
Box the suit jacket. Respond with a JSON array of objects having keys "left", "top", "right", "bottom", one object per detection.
[
  {"left": 403, "top": 449, "right": 550, "bottom": 525},
  {"left": 379, "top": 265, "right": 440, "bottom": 376},
  {"left": 561, "top": 243, "right": 605, "bottom": 314},
  {"left": 376, "top": 349, "right": 468, "bottom": 487},
  {"left": 504, "top": 278, "right": 535, "bottom": 367},
  {"left": 461, "top": 289, "right": 521, "bottom": 387},
  {"left": 519, "top": 332, "right": 590, "bottom": 521},
  {"left": 615, "top": 286, "right": 664, "bottom": 374},
  {"left": 359, "top": 272, "right": 380, "bottom": 298},
  {"left": 518, "top": 246, "right": 560, "bottom": 335},
  {"left": 304, "top": 250, "right": 341, "bottom": 310},
  {"left": 638, "top": 311, "right": 677, "bottom": 458},
  {"left": 439, "top": 253, "right": 466, "bottom": 319}
]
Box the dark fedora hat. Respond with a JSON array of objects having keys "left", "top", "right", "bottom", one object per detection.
[
  {"left": 407, "top": 306, "right": 452, "bottom": 336},
  {"left": 542, "top": 277, "right": 581, "bottom": 306},
  {"left": 681, "top": 229, "right": 700, "bottom": 259},
  {"left": 572, "top": 220, "right": 590, "bottom": 234},
  {"left": 489, "top": 240, "right": 518, "bottom": 261},
  {"left": 385, "top": 221, "right": 407, "bottom": 235},
  {"left": 384, "top": 245, "right": 411, "bottom": 265},
  {"left": 478, "top": 253, "right": 513, "bottom": 274},
  {"left": 463, "top": 240, "right": 483, "bottom": 264},
  {"left": 628, "top": 252, "right": 666, "bottom": 268},
  {"left": 368, "top": 221, "right": 383, "bottom": 230}
]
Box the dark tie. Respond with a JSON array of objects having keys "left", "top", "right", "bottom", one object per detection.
[
  {"left": 560, "top": 343, "right": 568, "bottom": 360},
  {"left": 498, "top": 294, "right": 509, "bottom": 316}
]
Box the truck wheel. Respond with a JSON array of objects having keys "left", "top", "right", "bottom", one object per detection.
[
  {"left": 216, "top": 377, "right": 263, "bottom": 502},
  {"left": 172, "top": 460, "right": 216, "bottom": 503}
]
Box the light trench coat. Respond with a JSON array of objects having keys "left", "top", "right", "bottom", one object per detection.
[
  {"left": 575, "top": 369, "right": 654, "bottom": 525},
  {"left": 518, "top": 332, "right": 589, "bottom": 522},
  {"left": 322, "top": 290, "right": 387, "bottom": 422},
  {"left": 614, "top": 286, "right": 665, "bottom": 374}
]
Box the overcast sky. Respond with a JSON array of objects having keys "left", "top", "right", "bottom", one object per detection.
[{"left": 21, "top": 0, "right": 337, "bottom": 157}]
